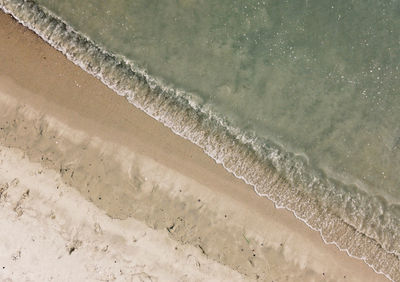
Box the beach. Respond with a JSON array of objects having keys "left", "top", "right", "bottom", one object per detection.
[{"left": 0, "top": 11, "right": 390, "bottom": 281}]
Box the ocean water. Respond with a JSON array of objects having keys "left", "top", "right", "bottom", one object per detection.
[{"left": 1, "top": 0, "right": 400, "bottom": 279}]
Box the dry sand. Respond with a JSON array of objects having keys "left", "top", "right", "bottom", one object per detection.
[
  {"left": 0, "top": 11, "right": 389, "bottom": 281},
  {"left": 0, "top": 145, "right": 243, "bottom": 281}
]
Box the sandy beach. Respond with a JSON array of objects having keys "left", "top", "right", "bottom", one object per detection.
[{"left": 0, "top": 11, "right": 389, "bottom": 281}]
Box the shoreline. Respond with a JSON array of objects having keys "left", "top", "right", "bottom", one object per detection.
[
  {"left": 0, "top": 10, "right": 390, "bottom": 281},
  {"left": 1, "top": 1, "right": 399, "bottom": 279}
]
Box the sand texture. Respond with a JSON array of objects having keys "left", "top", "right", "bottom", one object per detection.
[{"left": 0, "top": 11, "right": 389, "bottom": 281}]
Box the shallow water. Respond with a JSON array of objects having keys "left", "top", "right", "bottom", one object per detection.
[
  {"left": 2, "top": 0, "right": 400, "bottom": 279},
  {"left": 33, "top": 0, "right": 400, "bottom": 198}
]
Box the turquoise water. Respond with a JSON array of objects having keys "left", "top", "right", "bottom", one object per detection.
[{"left": 1, "top": 0, "right": 400, "bottom": 279}]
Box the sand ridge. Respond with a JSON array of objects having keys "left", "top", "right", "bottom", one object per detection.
[{"left": 0, "top": 145, "right": 245, "bottom": 281}]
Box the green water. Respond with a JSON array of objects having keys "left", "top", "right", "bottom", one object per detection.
[{"left": 36, "top": 0, "right": 400, "bottom": 200}]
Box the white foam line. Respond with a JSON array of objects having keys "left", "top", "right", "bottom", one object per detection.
[
  {"left": 0, "top": 2, "right": 395, "bottom": 281},
  {"left": 228, "top": 169, "right": 394, "bottom": 281}
]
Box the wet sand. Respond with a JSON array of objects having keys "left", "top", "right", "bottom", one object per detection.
[{"left": 0, "top": 11, "right": 388, "bottom": 281}]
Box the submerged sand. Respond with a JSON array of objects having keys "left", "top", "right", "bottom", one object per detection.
[{"left": 0, "top": 11, "right": 389, "bottom": 281}]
